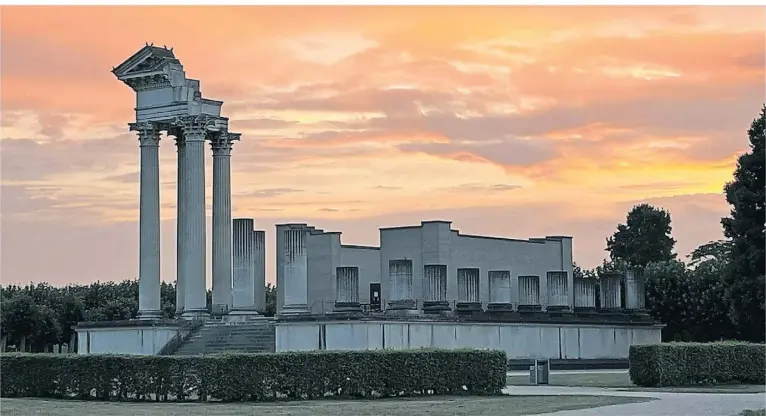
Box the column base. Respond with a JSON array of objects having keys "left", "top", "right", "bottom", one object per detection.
[
  {"left": 487, "top": 302, "right": 514, "bottom": 312},
  {"left": 334, "top": 302, "right": 362, "bottom": 312},
  {"left": 210, "top": 303, "right": 231, "bottom": 318},
  {"left": 137, "top": 310, "right": 163, "bottom": 319},
  {"left": 229, "top": 308, "right": 260, "bottom": 315},
  {"left": 279, "top": 304, "right": 311, "bottom": 316},
  {"left": 455, "top": 302, "right": 483, "bottom": 313},
  {"left": 423, "top": 301, "right": 451, "bottom": 313},
  {"left": 181, "top": 308, "right": 210, "bottom": 320},
  {"left": 387, "top": 299, "right": 417, "bottom": 310},
  {"left": 517, "top": 304, "right": 543, "bottom": 312},
  {"left": 226, "top": 309, "right": 264, "bottom": 322},
  {"left": 574, "top": 306, "right": 598, "bottom": 314},
  {"left": 546, "top": 305, "right": 572, "bottom": 313}
]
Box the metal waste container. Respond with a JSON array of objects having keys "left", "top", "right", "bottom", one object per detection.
[{"left": 529, "top": 359, "right": 550, "bottom": 385}]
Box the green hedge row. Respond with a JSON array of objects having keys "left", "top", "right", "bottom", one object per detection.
[
  {"left": 629, "top": 342, "right": 765, "bottom": 387},
  {"left": 0, "top": 349, "right": 507, "bottom": 401}
]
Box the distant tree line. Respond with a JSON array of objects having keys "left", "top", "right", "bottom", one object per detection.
[{"left": 0, "top": 281, "right": 277, "bottom": 352}]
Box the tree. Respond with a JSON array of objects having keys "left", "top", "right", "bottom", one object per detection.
[
  {"left": 1, "top": 294, "right": 40, "bottom": 350},
  {"left": 573, "top": 262, "right": 596, "bottom": 279},
  {"left": 687, "top": 252, "right": 736, "bottom": 341},
  {"left": 58, "top": 294, "right": 85, "bottom": 346},
  {"left": 643, "top": 260, "right": 690, "bottom": 341},
  {"left": 606, "top": 203, "right": 677, "bottom": 269},
  {"left": 263, "top": 283, "right": 277, "bottom": 317},
  {"left": 721, "top": 105, "right": 766, "bottom": 342},
  {"left": 688, "top": 240, "right": 732, "bottom": 269}
]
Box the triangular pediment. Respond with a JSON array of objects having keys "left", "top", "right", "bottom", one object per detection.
[{"left": 112, "top": 44, "right": 180, "bottom": 79}]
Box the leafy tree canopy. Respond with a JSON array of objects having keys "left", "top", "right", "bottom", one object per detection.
[
  {"left": 721, "top": 105, "right": 766, "bottom": 342},
  {"left": 606, "top": 203, "right": 677, "bottom": 269}
]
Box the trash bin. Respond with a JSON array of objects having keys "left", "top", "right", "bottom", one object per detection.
[{"left": 529, "top": 359, "right": 550, "bottom": 385}]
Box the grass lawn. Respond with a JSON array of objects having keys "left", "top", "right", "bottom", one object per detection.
[
  {"left": 506, "top": 371, "right": 766, "bottom": 394},
  {"left": 0, "top": 395, "right": 650, "bottom": 416}
]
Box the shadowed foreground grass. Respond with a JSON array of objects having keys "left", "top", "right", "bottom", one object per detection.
[
  {"left": 0, "top": 395, "right": 650, "bottom": 416},
  {"left": 506, "top": 371, "right": 766, "bottom": 394}
]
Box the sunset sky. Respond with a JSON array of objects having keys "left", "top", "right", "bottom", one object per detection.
[{"left": 1, "top": 6, "right": 764, "bottom": 287}]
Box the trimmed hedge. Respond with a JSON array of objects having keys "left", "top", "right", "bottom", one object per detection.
[
  {"left": 629, "top": 342, "right": 766, "bottom": 387},
  {"left": 0, "top": 349, "right": 507, "bottom": 401}
]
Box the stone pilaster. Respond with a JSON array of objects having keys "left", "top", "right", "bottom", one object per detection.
[
  {"left": 546, "top": 271, "right": 570, "bottom": 311},
  {"left": 232, "top": 218, "right": 257, "bottom": 314},
  {"left": 456, "top": 268, "right": 481, "bottom": 313},
  {"left": 518, "top": 275, "right": 541, "bottom": 311},
  {"left": 335, "top": 266, "right": 360, "bottom": 311},
  {"left": 253, "top": 230, "right": 266, "bottom": 311},
  {"left": 177, "top": 116, "right": 209, "bottom": 318},
  {"left": 210, "top": 133, "right": 234, "bottom": 312},
  {"left": 423, "top": 264, "right": 449, "bottom": 312},
  {"left": 574, "top": 277, "right": 597, "bottom": 310},
  {"left": 281, "top": 227, "right": 310, "bottom": 315},
  {"left": 487, "top": 270, "right": 513, "bottom": 311},
  {"left": 625, "top": 269, "right": 646, "bottom": 310},
  {"left": 173, "top": 130, "right": 186, "bottom": 315},
  {"left": 457, "top": 268, "right": 480, "bottom": 303},
  {"left": 599, "top": 273, "right": 622, "bottom": 310},
  {"left": 387, "top": 260, "right": 415, "bottom": 310},
  {"left": 132, "top": 122, "right": 162, "bottom": 319}
]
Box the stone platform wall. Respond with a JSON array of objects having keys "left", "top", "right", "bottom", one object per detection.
[
  {"left": 275, "top": 320, "right": 662, "bottom": 360},
  {"left": 75, "top": 320, "right": 188, "bottom": 355}
]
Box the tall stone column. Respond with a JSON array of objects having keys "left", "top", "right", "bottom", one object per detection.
[
  {"left": 232, "top": 219, "right": 257, "bottom": 314},
  {"left": 281, "top": 227, "right": 310, "bottom": 315},
  {"left": 178, "top": 116, "right": 209, "bottom": 318},
  {"left": 574, "top": 277, "right": 597, "bottom": 310},
  {"left": 488, "top": 270, "right": 512, "bottom": 311},
  {"left": 625, "top": 269, "right": 646, "bottom": 310},
  {"left": 335, "top": 266, "right": 360, "bottom": 311},
  {"left": 174, "top": 131, "right": 186, "bottom": 315},
  {"left": 132, "top": 122, "right": 162, "bottom": 319},
  {"left": 253, "top": 230, "right": 266, "bottom": 311},
  {"left": 546, "top": 271, "right": 569, "bottom": 311},
  {"left": 387, "top": 260, "right": 415, "bottom": 310},
  {"left": 211, "top": 133, "right": 234, "bottom": 312},
  {"left": 599, "top": 273, "right": 622, "bottom": 310},
  {"left": 518, "top": 275, "right": 541, "bottom": 311}
]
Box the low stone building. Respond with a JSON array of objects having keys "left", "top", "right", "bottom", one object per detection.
[{"left": 276, "top": 220, "right": 584, "bottom": 315}]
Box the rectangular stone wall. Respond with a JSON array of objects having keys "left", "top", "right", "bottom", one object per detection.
[
  {"left": 489, "top": 270, "right": 512, "bottom": 304},
  {"left": 274, "top": 321, "right": 663, "bottom": 360}
]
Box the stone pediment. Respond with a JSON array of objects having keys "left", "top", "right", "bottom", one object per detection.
[{"left": 112, "top": 44, "right": 180, "bottom": 80}]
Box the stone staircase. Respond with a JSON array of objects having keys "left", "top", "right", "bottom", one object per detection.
[{"left": 172, "top": 319, "right": 276, "bottom": 355}]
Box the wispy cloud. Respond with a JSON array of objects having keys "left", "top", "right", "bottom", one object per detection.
[{"left": 1, "top": 6, "right": 760, "bottom": 285}]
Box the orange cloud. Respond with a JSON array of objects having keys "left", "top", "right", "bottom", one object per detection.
[{"left": 1, "top": 6, "right": 761, "bottom": 286}]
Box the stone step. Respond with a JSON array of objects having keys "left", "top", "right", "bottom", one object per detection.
[{"left": 171, "top": 322, "right": 276, "bottom": 355}]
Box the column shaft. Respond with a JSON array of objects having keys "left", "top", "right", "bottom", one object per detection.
[
  {"left": 281, "top": 227, "right": 309, "bottom": 314},
  {"left": 211, "top": 136, "right": 233, "bottom": 311},
  {"left": 135, "top": 123, "right": 162, "bottom": 319},
  {"left": 253, "top": 231, "right": 266, "bottom": 311},
  {"left": 232, "top": 219, "right": 256, "bottom": 311},
  {"left": 175, "top": 134, "right": 186, "bottom": 314},
  {"left": 180, "top": 118, "right": 208, "bottom": 318}
]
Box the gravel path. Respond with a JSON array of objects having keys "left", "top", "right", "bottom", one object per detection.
[{"left": 503, "top": 385, "right": 766, "bottom": 416}]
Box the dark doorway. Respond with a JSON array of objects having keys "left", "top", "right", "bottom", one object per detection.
[{"left": 370, "top": 283, "right": 382, "bottom": 311}]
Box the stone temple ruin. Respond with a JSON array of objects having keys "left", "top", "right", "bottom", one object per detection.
[{"left": 74, "top": 45, "right": 661, "bottom": 364}]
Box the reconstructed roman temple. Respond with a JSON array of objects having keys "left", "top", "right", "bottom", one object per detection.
[{"left": 74, "top": 45, "right": 661, "bottom": 362}]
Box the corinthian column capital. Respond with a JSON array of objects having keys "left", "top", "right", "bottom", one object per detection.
[
  {"left": 210, "top": 131, "right": 241, "bottom": 156},
  {"left": 130, "top": 122, "right": 160, "bottom": 147},
  {"left": 172, "top": 116, "right": 212, "bottom": 142}
]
